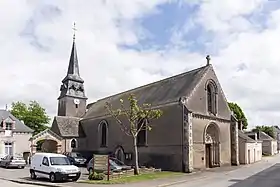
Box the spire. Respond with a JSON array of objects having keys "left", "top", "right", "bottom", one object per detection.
[{"left": 62, "top": 22, "right": 83, "bottom": 83}]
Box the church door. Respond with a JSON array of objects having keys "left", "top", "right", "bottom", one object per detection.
[{"left": 205, "top": 144, "right": 212, "bottom": 168}]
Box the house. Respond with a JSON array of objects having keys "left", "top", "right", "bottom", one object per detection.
[
  {"left": 246, "top": 131, "right": 277, "bottom": 156},
  {"left": 30, "top": 34, "right": 240, "bottom": 172},
  {"left": 0, "top": 109, "right": 33, "bottom": 160},
  {"left": 272, "top": 126, "right": 280, "bottom": 153}
]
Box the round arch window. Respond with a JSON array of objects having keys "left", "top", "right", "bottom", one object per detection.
[{"left": 71, "top": 139, "right": 77, "bottom": 149}]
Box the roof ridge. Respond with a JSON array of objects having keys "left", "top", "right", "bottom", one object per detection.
[{"left": 90, "top": 65, "right": 208, "bottom": 105}]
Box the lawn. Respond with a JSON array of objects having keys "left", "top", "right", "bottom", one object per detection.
[{"left": 79, "top": 171, "right": 184, "bottom": 184}]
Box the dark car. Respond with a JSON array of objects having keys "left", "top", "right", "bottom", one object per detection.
[{"left": 63, "top": 152, "right": 87, "bottom": 167}]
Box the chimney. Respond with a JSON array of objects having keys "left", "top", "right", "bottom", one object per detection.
[{"left": 238, "top": 120, "right": 243, "bottom": 130}]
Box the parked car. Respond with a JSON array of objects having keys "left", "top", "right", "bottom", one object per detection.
[
  {"left": 0, "top": 154, "right": 6, "bottom": 160},
  {"left": 30, "top": 153, "right": 81, "bottom": 182},
  {"left": 110, "top": 157, "right": 132, "bottom": 170},
  {"left": 63, "top": 152, "right": 87, "bottom": 167},
  {"left": 87, "top": 157, "right": 131, "bottom": 174},
  {"left": 0, "top": 155, "right": 26, "bottom": 169}
]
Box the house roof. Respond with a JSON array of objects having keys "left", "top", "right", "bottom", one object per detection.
[
  {"left": 238, "top": 130, "right": 255, "bottom": 143},
  {"left": 53, "top": 116, "right": 81, "bottom": 137},
  {"left": 258, "top": 131, "right": 274, "bottom": 140},
  {"left": 83, "top": 65, "right": 210, "bottom": 119},
  {"left": 0, "top": 110, "right": 33, "bottom": 133}
]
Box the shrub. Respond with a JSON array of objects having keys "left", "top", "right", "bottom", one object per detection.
[{"left": 88, "top": 172, "right": 105, "bottom": 180}]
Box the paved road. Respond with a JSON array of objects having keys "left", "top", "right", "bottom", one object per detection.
[
  {"left": 0, "top": 156, "right": 280, "bottom": 187},
  {"left": 0, "top": 178, "right": 34, "bottom": 187},
  {"left": 171, "top": 156, "right": 280, "bottom": 187}
]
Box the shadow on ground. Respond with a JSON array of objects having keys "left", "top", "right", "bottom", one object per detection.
[{"left": 229, "top": 163, "right": 280, "bottom": 187}]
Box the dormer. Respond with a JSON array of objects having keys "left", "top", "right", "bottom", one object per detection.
[{"left": 2, "top": 117, "right": 15, "bottom": 135}]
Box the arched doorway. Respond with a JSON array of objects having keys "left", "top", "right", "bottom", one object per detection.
[
  {"left": 30, "top": 129, "right": 63, "bottom": 155},
  {"left": 114, "top": 146, "right": 125, "bottom": 163},
  {"left": 204, "top": 123, "right": 220, "bottom": 168}
]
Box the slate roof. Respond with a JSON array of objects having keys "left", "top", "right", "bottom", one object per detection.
[
  {"left": 258, "top": 131, "right": 274, "bottom": 140},
  {"left": 52, "top": 116, "right": 81, "bottom": 137},
  {"left": 238, "top": 130, "right": 256, "bottom": 143},
  {"left": 0, "top": 110, "right": 33, "bottom": 133},
  {"left": 83, "top": 65, "right": 210, "bottom": 119}
]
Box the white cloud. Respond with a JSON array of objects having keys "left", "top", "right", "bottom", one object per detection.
[{"left": 1, "top": 0, "right": 280, "bottom": 129}]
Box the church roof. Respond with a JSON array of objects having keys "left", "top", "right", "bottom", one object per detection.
[
  {"left": 83, "top": 65, "right": 210, "bottom": 119},
  {"left": 52, "top": 116, "right": 82, "bottom": 137},
  {"left": 0, "top": 110, "right": 34, "bottom": 133}
]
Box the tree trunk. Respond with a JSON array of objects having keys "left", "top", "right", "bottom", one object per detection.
[{"left": 133, "top": 136, "right": 140, "bottom": 175}]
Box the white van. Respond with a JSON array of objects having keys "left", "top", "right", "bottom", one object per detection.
[{"left": 30, "top": 153, "right": 81, "bottom": 182}]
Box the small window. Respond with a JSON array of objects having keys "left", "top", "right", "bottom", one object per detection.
[
  {"left": 206, "top": 81, "right": 217, "bottom": 115},
  {"left": 42, "top": 157, "right": 49, "bottom": 166},
  {"left": 71, "top": 139, "right": 77, "bottom": 149},
  {"left": 6, "top": 123, "right": 12, "bottom": 130}
]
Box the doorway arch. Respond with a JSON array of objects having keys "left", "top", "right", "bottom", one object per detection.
[{"left": 204, "top": 123, "right": 220, "bottom": 168}]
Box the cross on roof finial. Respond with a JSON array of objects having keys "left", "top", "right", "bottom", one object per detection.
[
  {"left": 72, "top": 22, "right": 77, "bottom": 41},
  {"left": 206, "top": 55, "right": 211, "bottom": 66}
]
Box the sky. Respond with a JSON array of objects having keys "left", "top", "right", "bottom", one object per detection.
[{"left": 1, "top": 0, "right": 280, "bottom": 129}]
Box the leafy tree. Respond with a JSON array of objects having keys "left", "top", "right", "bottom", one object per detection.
[
  {"left": 105, "top": 94, "right": 163, "bottom": 175},
  {"left": 10, "top": 101, "right": 50, "bottom": 135},
  {"left": 228, "top": 102, "right": 248, "bottom": 129},
  {"left": 252, "top": 125, "right": 275, "bottom": 139}
]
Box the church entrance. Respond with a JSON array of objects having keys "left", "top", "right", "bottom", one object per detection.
[{"left": 204, "top": 123, "right": 220, "bottom": 168}]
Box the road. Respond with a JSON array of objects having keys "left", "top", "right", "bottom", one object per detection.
[
  {"left": 171, "top": 156, "right": 280, "bottom": 187},
  {"left": 0, "top": 156, "right": 280, "bottom": 187},
  {"left": 0, "top": 178, "right": 34, "bottom": 187}
]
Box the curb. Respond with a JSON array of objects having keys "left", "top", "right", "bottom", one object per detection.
[{"left": 0, "top": 178, "right": 70, "bottom": 187}]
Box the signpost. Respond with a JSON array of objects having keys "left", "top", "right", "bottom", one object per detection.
[{"left": 93, "top": 154, "right": 110, "bottom": 181}]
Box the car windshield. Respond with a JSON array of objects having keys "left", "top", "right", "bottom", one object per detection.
[
  {"left": 49, "top": 157, "right": 70, "bottom": 165},
  {"left": 109, "top": 159, "right": 119, "bottom": 168},
  {"left": 71, "top": 152, "right": 82, "bottom": 157}
]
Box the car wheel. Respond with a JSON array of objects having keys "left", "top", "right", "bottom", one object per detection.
[
  {"left": 30, "top": 171, "right": 37, "bottom": 179},
  {"left": 89, "top": 168, "right": 93, "bottom": 174},
  {"left": 49, "top": 173, "right": 56, "bottom": 183},
  {"left": 5, "top": 164, "right": 8, "bottom": 169}
]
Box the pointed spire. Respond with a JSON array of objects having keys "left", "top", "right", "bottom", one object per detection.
[{"left": 62, "top": 22, "right": 83, "bottom": 83}]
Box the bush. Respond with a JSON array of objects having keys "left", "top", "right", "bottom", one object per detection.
[{"left": 88, "top": 172, "right": 105, "bottom": 180}]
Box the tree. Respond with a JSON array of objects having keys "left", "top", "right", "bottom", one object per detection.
[
  {"left": 228, "top": 102, "right": 248, "bottom": 129},
  {"left": 105, "top": 94, "right": 163, "bottom": 175},
  {"left": 252, "top": 125, "right": 275, "bottom": 139},
  {"left": 10, "top": 101, "right": 50, "bottom": 135}
]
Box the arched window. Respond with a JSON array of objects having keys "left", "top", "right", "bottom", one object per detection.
[
  {"left": 70, "top": 139, "right": 77, "bottom": 149},
  {"left": 206, "top": 81, "right": 217, "bottom": 114},
  {"left": 100, "top": 121, "right": 108, "bottom": 147},
  {"left": 137, "top": 118, "right": 147, "bottom": 146}
]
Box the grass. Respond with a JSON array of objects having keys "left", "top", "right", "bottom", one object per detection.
[{"left": 79, "top": 171, "right": 183, "bottom": 184}]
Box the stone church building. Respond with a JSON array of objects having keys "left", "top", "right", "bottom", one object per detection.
[{"left": 30, "top": 33, "right": 239, "bottom": 172}]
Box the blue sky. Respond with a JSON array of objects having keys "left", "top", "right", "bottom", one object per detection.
[{"left": 2, "top": 0, "right": 280, "bottom": 127}]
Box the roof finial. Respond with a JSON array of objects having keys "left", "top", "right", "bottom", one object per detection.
[
  {"left": 206, "top": 55, "right": 211, "bottom": 66},
  {"left": 72, "top": 22, "right": 77, "bottom": 41}
]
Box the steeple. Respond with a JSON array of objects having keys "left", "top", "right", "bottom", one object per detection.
[
  {"left": 57, "top": 23, "right": 87, "bottom": 117},
  {"left": 62, "top": 23, "right": 83, "bottom": 83}
]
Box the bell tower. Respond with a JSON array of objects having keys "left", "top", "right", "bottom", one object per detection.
[{"left": 57, "top": 23, "right": 87, "bottom": 117}]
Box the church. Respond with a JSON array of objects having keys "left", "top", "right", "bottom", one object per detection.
[{"left": 29, "top": 32, "right": 239, "bottom": 172}]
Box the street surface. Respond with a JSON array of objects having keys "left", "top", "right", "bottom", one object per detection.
[
  {"left": 0, "top": 178, "right": 34, "bottom": 187},
  {"left": 0, "top": 155, "right": 280, "bottom": 187}
]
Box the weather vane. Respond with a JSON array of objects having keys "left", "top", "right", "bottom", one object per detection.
[{"left": 72, "top": 22, "right": 77, "bottom": 41}]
